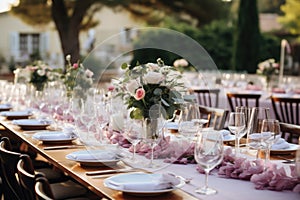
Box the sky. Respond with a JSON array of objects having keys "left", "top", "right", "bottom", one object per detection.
[{"left": 0, "top": 0, "right": 19, "bottom": 13}]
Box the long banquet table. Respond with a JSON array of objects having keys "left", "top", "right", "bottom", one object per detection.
[{"left": 0, "top": 118, "right": 299, "bottom": 200}]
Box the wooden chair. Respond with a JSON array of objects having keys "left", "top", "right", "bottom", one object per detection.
[
  {"left": 199, "top": 105, "right": 229, "bottom": 130},
  {"left": 192, "top": 89, "right": 220, "bottom": 107},
  {"left": 226, "top": 93, "right": 261, "bottom": 112},
  {"left": 0, "top": 137, "right": 23, "bottom": 200},
  {"left": 279, "top": 122, "right": 300, "bottom": 144},
  {"left": 17, "top": 154, "right": 89, "bottom": 200},
  {"left": 35, "top": 176, "right": 54, "bottom": 200},
  {"left": 271, "top": 96, "right": 300, "bottom": 125},
  {"left": 271, "top": 96, "right": 300, "bottom": 142},
  {"left": 191, "top": 89, "right": 220, "bottom": 108}
]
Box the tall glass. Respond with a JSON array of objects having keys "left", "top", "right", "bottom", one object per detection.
[
  {"left": 248, "top": 107, "right": 270, "bottom": 159},
  {"left": 123, "top": 118, "right": 143, "bottom": 162},
  {"left": 228, "top": 112, "right": 246, "bottom": 156},
  {"left": 143, "top": 117, "right": 164, "bottom": 168},
  {"left": 235, "top": 106, "right": 252, "bottom": 151},
  {"left": 194, "top": 130, "right": 224, "bottom": 195},
  {"left": 178, "top": 101, "right": 201, "bottom": 140},
  {"left": 261, "top": 119, "right": 281, "bottom": 165}
]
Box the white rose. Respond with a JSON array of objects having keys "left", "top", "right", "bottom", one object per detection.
[
  {"left": 173, "top": 59, "right": 189, "bottom": 67},
  {"left": 126, "top": 80, "right": 139, "bottom": 94},
  {"left": 144, "top": 71, "right": 164, "bottom": 84},
  {"left": 146, "top": 63, "right": 159, "bottom": 71},
  {"left": 37, "top": 69, "right": 46, "bottom": 76},
  {"left": 85, "top": 69, "right": 94, "bottom": 78}
]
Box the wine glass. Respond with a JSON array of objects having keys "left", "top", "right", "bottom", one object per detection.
[
  {"left": 194, "top": 129, "right": 224, "bottom": 195},
  {"left": 235, "top": 106, "right": 252, "bottom": 151},
  {"left": 261, "top": 119, "right": 281, "bottom": 165},
  {"left": 228, "top": 112, "right": 246, "bottom": 156},
  {"left": 143, "top": 117, "right": 164, "bottom": 168},
  {"left": 95, "top": 101, "right": 110, "bottom": 144},
  {"left": 178, "top": 101, "right": 201, "bottom": 140},
  {"left": 248, "top": 107, "right": 270, "bottom": 159},
  {"left": 123, "top": 118, "right": 143, "bottom": 162},
  {"left": 78, "top": 98, "right": 97, "bottom": 144}
]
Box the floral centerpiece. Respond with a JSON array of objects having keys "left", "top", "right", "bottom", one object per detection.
[
  {"left": 14, "top": 60, "right": 62, "bottom": 91},
  {"left": 63, "top": 55, "right": 94, "bottom": 98},
  {"left": 256, "top": 58, "right": 279, "bottom": 88},
  {"left": 114, "top": 58, "right": 185, "bottom": 120}
]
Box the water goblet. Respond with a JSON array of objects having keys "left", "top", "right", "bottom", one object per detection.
[
  {"left": 235, "top": 106, "right": 252, "bottom": 151},
  {"left": 248, "top": 107, "right": 270, "bottom": 159},
  {"left": 261, "top": 119, "right": 281, "bottom": 165},
  {"left": 178, "top": 101, "right": 201, "bottom": 140},
  {"left": 143, "top": 117, "right": 164, "bottom": 168},
  {"left": 194, "top": 130, "right": 224, "bottom": 195},
  {"left": 78, "top": 98, "right": 96, "bottom": 144},
  {"left": 228, "top": 112, "right": 246, "bottom": 156},
  {"left": 123, "top": 118, "right": 143, "bottom": 162}
]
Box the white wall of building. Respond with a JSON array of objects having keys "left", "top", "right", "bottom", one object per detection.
[{"left": 0, "top": 6, "right": 144, "bottom": 72}]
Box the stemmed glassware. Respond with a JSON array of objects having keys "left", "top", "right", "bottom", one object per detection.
[
  {"left": 248, "top": 107, "right": 270, "bottom": 159},
  {"left": 194, "top": 130, "right": 224, "bottom": 195},
  {"left": 235, "top": 106, "right": 252, "bottom": 151},
  {"left": 228, "top": 112, "right": 246, "bottom": 156},
  {"left": 261, "top": 119, "right": 281, "bottom": 165},
  {"left": 123, "top": 118, "right": 144, "bottom": 162},
  {"left": 143, "top": 117, "right": 164, "bottom": 168},
  {"left": 78, "top": 98, "right": 97, "bottom": 145},
  {"left": 178, "top": 101, "right": 201, "bottom": 140},
  {"left": 94, "top": 102, "right": 110, "bottom": 144}
]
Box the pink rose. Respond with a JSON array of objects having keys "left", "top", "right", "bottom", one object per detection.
[
  {"left": 108, "top": 85, "right": 115, "bottom": 91},
  {"left": 73, "top": 63, "right": 79, "bottom": 69},
  {"left": 134, "top": 88, "right": 145, "bottom": 100}
]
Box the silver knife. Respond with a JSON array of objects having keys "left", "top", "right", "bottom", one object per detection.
[
  {"left": 85, "top": 168, "right": 135, "bottom": 176},
  {"left": 43, "top": 145, "right": 84, "bottom": 150}
]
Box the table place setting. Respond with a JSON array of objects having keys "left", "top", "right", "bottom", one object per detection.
[
  {"left": 65, "top": 149, "right": 122, "bottom": 167},
  {"left": 0, "top": 103, "right": 12, "bottom": 111},
  {"left": 0, "top": 110, "right": 33, "bottom": 120},
  {"left": 32, "top": 130, "right": 78, "bottom": 144},
  {"left": 12, "top": 118, "right": 52, "bottom": 130},
  {"left": 103, "top": 172, "right": 185, "bottom": 196},
  {"left": 270, "top": 138, "right": 300, "bottom": 155}
]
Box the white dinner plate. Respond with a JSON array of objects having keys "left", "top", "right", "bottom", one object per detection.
[
  {"left": 1, "top": 110, "right": 33, "bottom": 120},
  {"left": 270, "top": 143, "right": 299, "bottom": 155},
  {"left": 0, "top": 103, "right": 12, "bottom": 111},
  {"left": 103, "top": 172, "right": 185, "bottom": 196},
  {"left": 32, "top": 131, "right": 78, "bottom": 144},
  {"left": 66, "top": 149, "right": 120, "bottom": 167},
  {"left": 13, "top": 119, "right": 52, "bottom": 130}
]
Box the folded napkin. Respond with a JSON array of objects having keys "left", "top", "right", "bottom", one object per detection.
[
  {"left": 33, "top": 132, "right": 73, "bottom": 140},
  {"left": 271, "top": 138, "right": 290, "bottom": 150},
  {"left": 219, "top": 129, "right": 232, "bottom": 140},
  {"left": 0, "top": 103, "right": 12, "bottom": 109},
  {"left": 108, "top": 173, "right": 180, "bottom": 191},
  {"left": 1, "top": 111, "right": 32, "bottom": 116},
  {"left": 70, "top": 151, "right": 117, "bottom": 161}
]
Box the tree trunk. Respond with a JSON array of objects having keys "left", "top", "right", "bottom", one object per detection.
[{"left": 51, "top": 0, "right": 94, "bottom": 68}]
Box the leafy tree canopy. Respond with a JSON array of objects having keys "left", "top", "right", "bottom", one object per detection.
[{"left": 278, "top": 0, "right": 300, "bottom": 35}]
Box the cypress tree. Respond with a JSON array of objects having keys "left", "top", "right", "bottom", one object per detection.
[{"left": 232, "top": 0, "right": 261, "bottom": 73}]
